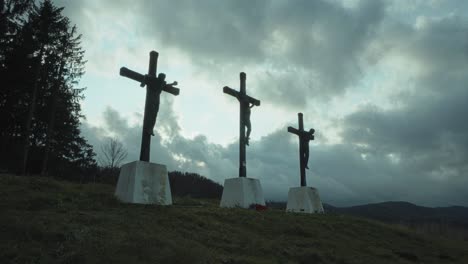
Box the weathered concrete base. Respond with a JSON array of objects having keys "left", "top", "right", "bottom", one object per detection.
[
  {"left": 220, "top": 177, "right": 265, "bottom": 208},
  {"left": 286, "top": 186, "right": 324, "bottom": 213},
  {"left": 115, "top": 161, "right": 172, "bottom": 205}
]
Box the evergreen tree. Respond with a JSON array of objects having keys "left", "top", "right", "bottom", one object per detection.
[
  {"left": 0, "top": 0, "right": 96, "bottom": 178},
  {"left": 0, "top": 0, "right": 34, "bottom": 61},
  {"left": 0, "top": 0, "right": 38, "bottom": 172}
]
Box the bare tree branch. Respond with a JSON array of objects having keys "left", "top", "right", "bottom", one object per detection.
[{"left": 99, "top": 137, "right": 127, "bottom": 168}]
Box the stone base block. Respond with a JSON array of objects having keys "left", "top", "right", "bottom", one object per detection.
[
  {"left": 286, "top": 186, "right": 324, "bottom": 213},
  {"left": 220, "top": 177, "right": 265, "bottom": 208},
  {"left": 115, "top": 161, "right": 172, "bottom": 205}
]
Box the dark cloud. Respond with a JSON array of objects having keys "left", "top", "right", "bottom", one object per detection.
[
  {"left": 70, "top": 1, "right": 468, "bottom": 206},
  {"left": 261, "top": 0, "right": 385, "bottom": 101},
  {"left": 342, "top": 14, "right": 468, "bottom": 164},
  {"left": 141, "top": 0, "right": 386, "bottom": 108},
  {"left": 339, "top": 86, "right": 468, "bottom": 204},
  {"left": 143, "top": 0, "right": 271, "bottom": 64},
  {"left": 57, "top": 0, "right": 386, "bottom": 108},
  {"left": 338, "top": 14, "right": 468, "bottom": 206}
]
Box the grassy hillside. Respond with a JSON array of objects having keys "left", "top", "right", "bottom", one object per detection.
[{"left": 1, "top": 175, "right": 468, "bottom": 264}]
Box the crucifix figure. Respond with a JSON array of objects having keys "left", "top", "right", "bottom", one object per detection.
[
  {"left": 119, "top": 51, "right": 180, "bottom": 162},
  {"left": 223, "top": 72, "right": 260, "bottom": 177},
  {"left": 288, "top": 113, "right": 315, "bottom": 186}
]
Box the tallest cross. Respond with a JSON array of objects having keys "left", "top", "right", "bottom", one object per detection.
[
  {"left": 223, "top": 72, "right": 260, "bottom": 177},
  {"left": 119, "top": 51, "right": 180, "bottom": 162},
  {"left": 115, "top": 51, "right": 178, "bottom": 205}
]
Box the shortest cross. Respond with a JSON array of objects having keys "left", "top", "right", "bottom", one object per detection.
[
  {"left": 119, "top": 51, "right": 180, "bottom": 162},
  {"left": 288, "top": 113, "right": 315, "bottom": 186}
]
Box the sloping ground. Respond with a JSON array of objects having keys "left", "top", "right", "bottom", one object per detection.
[{"left": 1, "top": 175, "right": 468, "bottom": 264}]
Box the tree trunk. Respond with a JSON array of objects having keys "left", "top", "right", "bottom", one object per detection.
[
  {"left": 41, "top": 68, "right": 63, "bottom": 175},
  {"left": 22, "top": 47, "right": 43, "bottom": 175}
]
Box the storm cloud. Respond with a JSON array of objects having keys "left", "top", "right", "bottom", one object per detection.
[
  {"left": 62, "top": 0, "right": 468, "bottom": 206},
  {"left": 59, "top": 0, "right": 386, "bottom": 108}
]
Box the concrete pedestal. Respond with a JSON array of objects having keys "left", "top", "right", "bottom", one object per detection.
[
  {"left": 115, "top": 161, "right": 172, "bottom": 205},
  {"left": 220, "top": 177, "right": 265, "bottom": 208},
  {"left": 286, "top": 186, "right": 324, "bottom": 213}
]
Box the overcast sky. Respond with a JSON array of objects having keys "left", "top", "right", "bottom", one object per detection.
[{"left": 55, "top": 0, "right": 468, "bottom": 207}]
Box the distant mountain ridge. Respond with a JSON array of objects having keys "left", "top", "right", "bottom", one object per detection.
[
  {"left": 267, "top": 201, "right": 468, "bottom": 240},
  {"left": 327, "top": 201, "right": 468, "bottom": 241},
  {"left": 324, "top": 201, "right": 468, "bottom": 224}
]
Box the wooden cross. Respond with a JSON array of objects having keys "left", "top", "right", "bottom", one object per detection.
[
  {"left": 288, "top": 113, "right": 315, "bottom": 186},
  {"left": 119, "top": 51, "right": 180, "bottom": 162},
  {"left": 223, "top": 72, "right": 260, "bottom": 177}
]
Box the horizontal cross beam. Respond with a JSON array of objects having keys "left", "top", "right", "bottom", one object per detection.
[
  {"left": 223, "top": 86, "right": 260, "bottom": 106},
  {"left": 120, "top": 67, "right": 144, "bottom": 83},
  {"left": 120, "top": 67, "right": 179, "bottom": 95},
  {"left": 287, "top": 127, "right": 315, "bottom": 140}
]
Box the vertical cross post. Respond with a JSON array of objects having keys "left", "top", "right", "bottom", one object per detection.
[
  {"left": 120, "top": 51, "right": 180, "bottom": 162},
  {"left": 140, "top": 51, "right": 158, "bottom": 162},
  {"left": 223, "top": 72, "right": 260, "bottom": 177},
  {"left": 298, "top": 113, "right": 306, "bottom": 186},
  {"left": 239, "top": 73, "right": 247, "bottom": 177}
]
